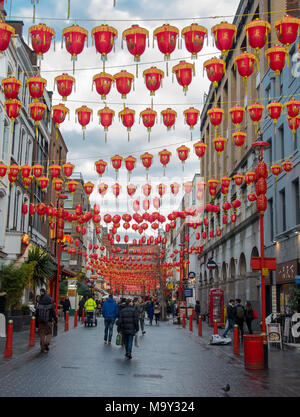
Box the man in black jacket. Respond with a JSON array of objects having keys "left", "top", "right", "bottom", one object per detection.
[
  {"left": 222, "top": 299, "right": 235, "bottom": 338},
  {"left": 35, "top": 289, "right": 57, "bottom": 353},
  {"left": 117, "top": 299, "right": 139, "bottom": 359}
]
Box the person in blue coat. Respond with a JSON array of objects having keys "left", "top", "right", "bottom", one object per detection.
[
  {"left": 146, "top": 300, "right": 154, "bottom": 326},
  {"left": 102, "top": 294, "right": 119, "bottom": 344}
]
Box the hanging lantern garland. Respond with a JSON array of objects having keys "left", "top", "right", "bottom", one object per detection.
[
  {"left": 92, "top": 25, "right": 118, "bottom": 70},
  {"left": 181, "top": 23, "right": 208, "bottom": 59},
  {"left": 122, "top": 25, "right": 149, "bottom": 77},
  {"left": 62, "top": 24, "right": 88, "bottom": 74},
  {"left": 75, "top": 105, "right": 93, "bottom": 140},
  {"left": 153, "top": 24, "right": 179, "bottom": 76},
  {"left": 98, "top": 106, "right": 115, "bottom": 143}
]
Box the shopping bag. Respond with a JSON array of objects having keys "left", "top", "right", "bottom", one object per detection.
[
  {"left": 253, "top": 310, "right": 259, "bottom": 320},
  {"left": 52, "top": 321, "right": 58, "bottom": 337},
  {"left": 116, "top": 333, "right": 121, "bottom": 346},
  {"left": 134, "top": 334, "right": 139, "bottom": 347}
]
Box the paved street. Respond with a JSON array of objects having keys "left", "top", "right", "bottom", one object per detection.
[{"left": 0, "top": 317, "right": 299, "bottom": 397}]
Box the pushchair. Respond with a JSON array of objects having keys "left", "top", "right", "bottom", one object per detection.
[{"left": 84, "top": 309, "right": 97, "bottom": 327}]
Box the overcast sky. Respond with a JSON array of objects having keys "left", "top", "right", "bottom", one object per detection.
[{"left": 7, "top": 0, "right": 241, "bottom": 237}]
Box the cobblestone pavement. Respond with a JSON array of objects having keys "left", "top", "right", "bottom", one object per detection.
[{"left": 0, "top": 317, "right": 299, "bottom": 397}]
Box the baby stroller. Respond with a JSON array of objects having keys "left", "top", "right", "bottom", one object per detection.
[{"left": 84, "top": 309, "right": 97, "bottom": 327}]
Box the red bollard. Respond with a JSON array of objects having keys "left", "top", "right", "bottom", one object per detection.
[
  {"left": 182, "top": 314, "right": 186, "bottom": 328},
  {"left": 28, "top": 316, "right": 36, "bottom": 347},
  {"left": 81, "top": 309, "right": 85, "bottom": 324},
  {"left": 233, "top": 324, "right": 240, "bottom": 355},
  {"left": 4, "top": 320, "right": 13, "bottom": 358},
  {"left": 213, "top": 320, "right": 218, "bottom": 335},
  {"left": 198, "top": 317, "right": 202, "bottom": 337},
  {"left": 74, "top": 310, "right": 78, "bottom": 328},
  {"left": 64, "top": 311, "right": 69, "bottom": 332},
  {"left": 189, "top": 315, "right": 193, "bottom": 331}
]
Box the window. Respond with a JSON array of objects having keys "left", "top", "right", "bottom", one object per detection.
[
  {"left": 279, "top": 189, "right": 286, "bottom": 232},
  {"left": 268, "top": 198, "right": 274, "bottom": 242},
  {"left": 18, "top": 129, "right": 26, "bottom": 164},
  {"left": 13, "top": 190, "right": 21, "bottom": 230},
  {"left": 277, "top": 125, "right": 284, "bottom": 160},
  {"left": 293, "top": 179, "right": 300, "bottom": 225},
  {"left": 11, "top": 120, "right": 19, "bottom": 159},
  {"left": 2, "top": 119, "right": 9, "bottom": 162},
  {"left": 265, "top": 84, "right": 271, "bottom": 104}
]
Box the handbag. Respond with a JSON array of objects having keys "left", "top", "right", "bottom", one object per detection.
[
  {"left": 134, "top": 333, "right": 139, "bottom": 347},
  {"left": 116, "top": 333, "right": 121, "bottom": 346},
  {"left": 253, "top": 310, "right": 259, "bottom": 319}
]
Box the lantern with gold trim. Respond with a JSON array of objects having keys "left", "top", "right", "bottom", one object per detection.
[
  {"left": 93, "top": 73, "right": 114, "bottom": 100},
  {"left": 92, "top": 24, "right": 118, "bottom": 69},
  {"left": 140, "top": 152, "right": 153, "bottom": 179},
  {"left": 4, "top": 99, "right": 22, "bottom": 130},
  {"left": 0, "top": 21, "right": 15, "bottom": 55},
  {"left": 176, "top": 145, "right": 190, "bottom": 171},
  {"left": 158, "top": 149, "right": 172, "bottom": 176},
  {"left": 52, "top": 103, "right": 69, "bottom": 139},
  {"left": 234, "top": 51, "right": 258, "bottom": 95},
  {"left": 111, "top": 154, "right": 123, "bottom": 180},
  {"left": 245, "top": 171, "right": 256, "bottom": 190},
  {"left": 181, "top": 23, "right": 207, "bottom": 59},
  {"left": 282, "top": 160, "right": 293, "bottom": 175},
  {"left": 98, "top": 183, "right": 108, "bottom": 199},
  {"left": 32, "top": 164, "right": 43, "bottom": 179},
  {"left": 26, "top": 76, "right": 47, "bottom": 101},
  {"left": 211, "top": 21, "right": 237, "bottom": 56},
  {"left": 143, "top": 67, "right": 164, "bottom": 96},
  {"left": 274, "top": 15, "right": 300, "bottom": 51},
  {"left": 161, "top": 108, "right": 177, "bottom": 131},
  {"left": 232, "top": 131, "right": 246, "bottom": 154},
  {"left": 142, "top": 184, "right": 151, "bottom": 197},
  {"left": 172, "top": 60, "right": 195, "bottom": 94},
  {"left": 122, "top": 25, "right": 149, "bottom": 77},
  {"left": 83, "top": 181, "right": 94, "bottom": 198},
  {"left": 153, "top": 24, "right": 179, "bottom": 76},
  {"left": 229, "top": 105, "right": 245, "bottom": 128},
  {"left": 213, "top": 136, "right": 227, "bottom": 165},
  {"left": 208, "top": 178, "right": 219, "bottom": 199},
  {"left": 0, "top": 163, "right": 7, "bottom": 178},
  {"left": 8, "top": 164, "right": 19, "bottom": 180},
  {"left": 203, "top": 57, "right": 226, "bottom": 101},
  {"left": 28, "top": 101, "right": 46, "bottom": 137},
  {"left": 20, "top": 165, "right": 31, "bottom": 180},
  {"left": 244, "top": 18, "right": 271, "bottom": 55},
  {"left": 170, "top": 182, "right": 180, "bottom": 197},
  {"left": 119, "top": 107, "right": 135, "bottom": 141},
  {"left": 49, "top": 164, "right": 61, "bottom": 179},
  {"left": 233, "top": 173, "right": 244, "bottom": 187},
  {"left": 271, "top": 163, "right": 282, "bottom": 183},
  {"left": 28, "top": 23, "right": 55, "bottom": 65},
  {"left": 285, "top": 98, "right": 300, "bottom": 118},
  {"left": 53, "top": 178, "right": 64, "bottom": 195},
  {"left": 75, "top": 105, "right": 93, "bottom": 140},
  {"left": 248, "top": 103, "right": 264, "bottom": 134},
  {"left": 127, "top": 184, "right": 137, "bottom": 198},
  {"left": 62, "top": 24, "right": 88, "bottom": 74},
  {"left": 266, "top": 101, "right": 283, "bottom": 134},
  {"left": 287, "top": 115, "right": 300, "bottom": 142},
  {"left": 208, "top": 106, "right": 224, "bottom": 134},
  {"left": 37, "top": 176, "right": 49, "bottom": 193},
  {"left": 194, "top": 141, "right": 207, "bottom": 161},
  {"left": 114, "top": 70, "right": 134, "bottom": 99},
  {"left": 63, "top": 162, "right": 74, "bottom": 178},
  {"left": 54, "top": 73, "right": 75, "bottom": 101},
  {"left": 1, "top": 77, "right": 22, "bottom": 100},
  {"left": 183, "top": 107, "right": 200, "bottom": 140},
  {"left": 95, "top": 159, "right": 107, "bottom": 177},
  {"left": 67, "top": 180, "right": 77, "bottom": 194},
  {"left": 112, "top": 183, "right": 121, "bottom": 208},
  {"left": 265, "top": 45, "right": 288, "bottom": 89},
  {"left": 140, "top": 108, "right": 157, "bottom": 143},
  {"left": 98, "top": 106, "right": 115, "bottom": 143},
  {"left": 124, "top": 156, "right": 136, "bottom": 181}
]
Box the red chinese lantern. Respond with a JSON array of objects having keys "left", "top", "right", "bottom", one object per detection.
[
  {"left": 229, "top": 105, "right": 245, "bottom": 128},
  {"left": 221, "top": 176, "right": 231, "bottom": 188},
  {"left": 161, "top": 108, "right": 177, "bottom": 131},
  {"left": 231, "top": 213, "right": 237, "bottom": 223},
  {"left": 122, "top": 25, "right": 149, "bottom": 75},
  {"left": 84, "top": 181, "right": 94, "bottom": 196},
  {"left": 271, "top": 164, "right": 283, "bottom": 182},
  {"left": 158, "top": 183, "right": 166, "bottom": 197},
  {"left": 52, "top": 104, "right": 69, "bottom": 139},
  {"left": 142, "top": 184, "right": 151, "bottom": 197},
  {"left": 248, "top": 193, "right": 257, "bottom": 202},
  {"left": 158, "top": 149, "right": 172, "bottom": 176},
  {"left": 255, "top": 161, "right": 268, "bottom": 180},
  {"left": 22, "top": 203, "right": 28, "bottom": 215},
  {"left": 208, "top": 179, "right": 219, "bottom": 198},
  {"left": 20, "top": 165, "right": 31, "bottom": 179},
  {"left": 93, "top": 73, "right": 114, "bottom": 100},
  {"left": 140, "top": 152, "right": 153, "bottom": 178},
  {"left": 62, "top": 24, "right": 88, "bottom": 73},
  {"left": 63, "top": 163, "right": 74, "bottom": 178},
  {"left": 54, "top": 73, "right": 75, "bottom": 101},
  {"left": 203, "top": 58, "right": 226, "bottom": 100},
  {"left": 245, "top": 18, "right": 271, "bottom": 55},
  {"left": 29, "top": 204, "right": 36, "bottom": 216},
  {"left": 234, "top": 51, "right": 258, "bottom": 95},
  {"left": 172, "top": 60, "right": 195, "bottom": 94},
  {"left": 114, "top": 70, "right": 134, "bottom": 99},
  {"left": 194, "top": 141, "right": 207, "bottom": 161},
  {"left": 287, "top": 115, "right": 300, "bottom": 142},
  {"left": 98, "top": 183, "right": 108, "bottom": 197},
  {"left": 256, "top": 194, "right": 267, "bottom": 214},
  {"left": 75, "top": 105, "right": 93, "bottom": 140},
  {"left": 265, "top": 45, "right": 288, "bottom": 88},
  {"left": 0, "top": 21, "right": 15, "bottom": 54},
  {"left": 282, "top": 160, "right": 293, "bottom": 174},
  {"left": 245, "top": 171, "right": 256, "bottom": 186},
  {"left": 234, "top": 174, "right": 244, "bottom": 187},
  {"left": 38, "top": 176, "right": 49, "bottom": 192},
  {"left": 95, "top": 160, "right": 107, "bottom": 177},
  {"left": 49, "top": 164, "right": 61, "bottom": 178},
  {"left": 67, "top": 180, "right": 77, "bottom": 194},
  {"left": 285, "top": 98, "right": 300, "bottom": 118},
  {"left": 112, "top": 183, "right": 121, "bottom": 198},
  {"left": 53, "top": 178, "right": 63, "bottom": 194},
  {"left": 176, "top": 145, "right": 190, "bottom": 171},
  {"left": 181, "top": 23, "right": 207, "bottom": 59},
  {"left": 153, "top": 24, "right": 179, "bottom": 76},
  {"left": 124, "top": 156, "right": 136, "bottom": 180},
  {"left": 232, "top": 199, "right": 241, "bottom": 210},
  {"left": 213, "top": 137, "right": 227, "bottom": 165},
  {"left": 143, "top": 67, "right": 164, "bottom": 96},
  {"left": 28, "top": 23, "right": 55, "bottom": 63},
  {"left": 208, "top": 106, "right": 224, "bottom": 132},
  {"left": 248, "top": 103, "right": 264, "bottom": 134},
  {"left": 26, "top": 76, "right": 47, "bottom": 101},
  {"left": 28, "top": 101, "right": 46, "bottom": 137},
  {"left": 4, "top": 99, "right": 22, "bottom": 128},
  {"left": 92, "top": 24, "right": 118, "bottom": 67},
  {"left": 211, "top": 21, "right": 237, "bottom": 56},
  {"left": 98, "top": 106, "right": 115, "bottom": 143},
  {"left": 267, "top": 101, "right": 283, "bottom": 134},
  {"left": 119, "top": 107, "right": 135, "bottom": 141},
  {"left": 140, "top": 108, "right": 157, "bottom": 143},
  {"left": 233, "top": 131, "right": 246, "bottom": 150},
  {"left": 32, "top": 164, "right": 43, "bottom": 178},
  {"left": 111, "top": 155, "right": 123, "bottom": 180},
  {"left": 274, "top": 15, "right": 300, "bottom": 50},
  {"left": 127, "top": 184, "right": 137, "bottom": 197},
  {"left": 1, "top": 77, "right": 22, "bottom": 100},
  {"left": 183, "top": 107, "right": 200, "bottom": 140}
]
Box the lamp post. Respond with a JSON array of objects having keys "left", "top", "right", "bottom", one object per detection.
[
  {"left": 55, "top": 193, "right": 68, "bottom": 315},
  {"left": 178, "top": 242, "right": 185, "bottom": 322}
]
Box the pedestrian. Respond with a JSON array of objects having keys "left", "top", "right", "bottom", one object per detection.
[
  {"left": 233, "top": 298, "right": 245, "bottom": 341},
  {"left": 170, "top": 300, "right": 175, "bottom": 319},
  {"left": 222, "top": 299, "right": 235, "bottom": 338},
  {"left": 134, "top": 297, "right": 146, "bottom": 335},
  {"left": 62, "top": 296, "right": 71, "bottom": 320},
  {"left": 102, "top": 294, "right": 119, "bottom": 344},
  {"left": 154, "top": 301, "right": 161, "bottom": 325},
  {"left": 245, "top": 301, "right": 254, "bottom": 334},
  {"left": 146, "top": 300, "right": 154, "bottom": 325},
  {"left": 0, "top": 291, "right": 7, "bottom": 338},
  {"left": 78, "top": 296, "right": 86, "bottom": 320},
  {"left": 84, "top": 295, "right": 97, "bottom": 326},
  {"left": 35, "top": 288, "right": 57, "bottom": 353},
  {"left": 195, "top": 300, "right": 201, "bottom": 323},
  {"left": 117, "top": 299, "right": 139, "bottom": 359}
]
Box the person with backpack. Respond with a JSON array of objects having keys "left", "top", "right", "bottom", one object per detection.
[
  {"left": 35, "top": 289, "right": 57, "bottom": 353},
  {"left": 233, "top": 298, "right": 245, "bottom": 341},
  {"left": 102, "top": 294, "right": 119, "bottom": 344},
  {"left": 222, "top": 299, "right": 235, "bottom": 338},
  {"left": 245, "top": 301, "right": 254, "bottom": 334},
  {"left": 195, "top": 301, "right": 201, "bottom": 323}
]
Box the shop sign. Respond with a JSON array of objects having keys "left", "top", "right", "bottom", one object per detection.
[
  {"left": 184, "top": 288, "right": 193, "bottom": 297},
  {"left": 291, "top": 313, "right": 300, "bottom": 340},
  {"left": 276, "top": 260, "right": 298, "bottom": 284},
  {"left": 267, "top": 323, "right": 282, "bottom": 348}
]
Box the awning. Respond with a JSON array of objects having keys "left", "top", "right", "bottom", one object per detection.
[{"left": 61, "top": 266, "right": 76, "bottom": 277}]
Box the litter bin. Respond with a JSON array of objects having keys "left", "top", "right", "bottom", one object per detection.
[{"left": 243, "top": 334, "right": 264, "bottom": 370}]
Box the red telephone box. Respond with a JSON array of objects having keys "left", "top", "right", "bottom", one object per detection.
[{"left": 209, "top": 288, "right": 224, "bottom": 327}]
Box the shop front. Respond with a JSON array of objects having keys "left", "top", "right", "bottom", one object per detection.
[{"left": 276, "top": 260, "right": 299, "bottom": 314}]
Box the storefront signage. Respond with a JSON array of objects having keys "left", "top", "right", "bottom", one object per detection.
[
  {"left": 295, "top": 276, "right": 300, "bottom": 285},
  {"left": 267, "top": 323, "right": 282, "bottom": 348},
  {"left": 277, "top": 260, "right": 298, "bottom": 284},
  {"left": 291, "top": 313, "right": 300, "bottom": 340}
]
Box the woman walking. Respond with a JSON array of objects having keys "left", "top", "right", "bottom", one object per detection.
[
  {"left": 154, "top": 302, "right": 161, "bottom": 326},
  {"left": 146, "top": 300, "right": 154, "bottom": 325},
  {"left": 245, "top": 301, "right": 254, "bottom": 334}
]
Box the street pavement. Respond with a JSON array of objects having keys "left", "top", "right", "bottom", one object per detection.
[{"left": 0, "top": 316, "right": 299, "bottom": 397}]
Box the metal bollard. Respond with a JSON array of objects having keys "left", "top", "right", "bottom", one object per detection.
[
  {"left": 233, "top": 324, "right": 240, "bottom": 355},
  {"left": 74, "top": 310, "right": 78, "bottom": 328},
  {"left": 182, "top": 314, "right": 186, "bottom": 328},
  {"left": 189, "top": 315, "right": 193, "bottom": 331},
  {"left": 198, "top": 316, "right": 202, "bottom": 337},
  {"left": 28, "top": 316, "right": 36, "bottom": 347},
  {"left": 64, "top": 311, "right": 69, "bottom": 332},
  {"left": 4, "top": 320, "right": 13, "bottom": 358},
  {"left": 213, "top": 320, "right": 218, "bottom": 335}
]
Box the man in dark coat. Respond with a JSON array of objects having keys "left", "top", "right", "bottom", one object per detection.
[
  {"left": 233, "top": 298, "right": 245, "bottom": 341},
  {"left": 62, "top": 296, "right": 71, "bottom": 320},
  {"left": 35, "top": 289, "right": 57, "bottom": 353},
  {"left": 117, "top": 299, "right": 139, "bottom": 359}
]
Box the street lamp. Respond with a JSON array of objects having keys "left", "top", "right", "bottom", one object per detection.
[{"left": 55, "top": 193, "right": 68, "bottom": 315}]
